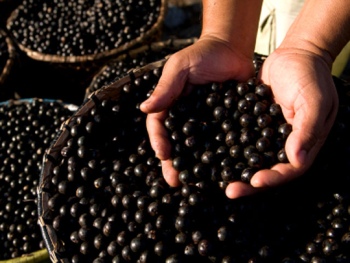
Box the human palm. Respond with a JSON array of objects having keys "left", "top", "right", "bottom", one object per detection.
[{"left": 225, "top": 47, "right": 339, "bottom": 198}]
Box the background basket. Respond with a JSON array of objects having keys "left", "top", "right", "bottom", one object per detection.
[
  {"left": 3, "top": 0, "right": 169, "bottom": 107},
  {"left": 6, "top": 0, "right": 168, "bottom": 67},
  {"left": 38, "top": 58, "right": 350, "bottom": 262}
]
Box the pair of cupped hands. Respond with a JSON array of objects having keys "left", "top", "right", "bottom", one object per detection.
[{"left": 139, "top": 36, "right": 338, "bottom": 199}]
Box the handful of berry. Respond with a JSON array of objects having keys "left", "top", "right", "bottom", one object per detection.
[{"left": 165, "top": 78, "right": 291, "bottom": 188}]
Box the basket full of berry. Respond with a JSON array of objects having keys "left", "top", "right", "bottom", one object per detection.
[
  {"left": 6, "top": 0, "right": 167, "bottom": 65},
  {"left": 36, "top": 56, "right": 338, "bottom": 263}
]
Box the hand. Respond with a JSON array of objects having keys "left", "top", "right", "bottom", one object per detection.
[
  {"left": 140, "top": 36, "right": 255, "bottom": 187},
  {"left": 225, "top": 47, "right": 339, "bottom": 198}
]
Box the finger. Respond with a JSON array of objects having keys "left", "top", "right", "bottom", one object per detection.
[
  {"left": 283, "top": 86, "right": 337, "bottom": 173},
  {"left": 225, "top": 181, "right": 266, "bottom": 199},
  {"left": 146, "top": 111, "right": 171, "bottom": 160},
  {"left": 140, "top": 55, "right": 189, "bottom": 113},
  {"left": 250, "top": 96, "right": 337, "bottom": 189},
  {"left": 161, "top": 159, "right": 181, "bottom": 187},
  {"left": 250, "top": 162, "right": 301, "bottom": 188}
]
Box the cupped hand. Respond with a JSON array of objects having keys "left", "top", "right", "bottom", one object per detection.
[
  {"left": 140, "top": 36, "right": 256, "bottom": 187},
  {"left": 225, "top": 47, "right": 339, "bottom": 198},
  {"left": 141, "top": 38, "right": 339, "bottom": 200}
]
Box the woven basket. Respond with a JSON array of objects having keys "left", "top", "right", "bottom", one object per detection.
[
  {"left": 85, "top": 37, "right": 197, "bottom": 99},
  {"left": 0, "top": 28, "right": 16, "bottom": 86},
  {"left": 6, "top": 0, "right": 168, "bottom": 66}
]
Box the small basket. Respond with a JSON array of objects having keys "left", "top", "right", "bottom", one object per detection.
[
  {"left": 6, "top": 0, "right": 168, "bottom": 67},
  {"left": 85, "top": 37, "right": 198, "bottom": 99}
]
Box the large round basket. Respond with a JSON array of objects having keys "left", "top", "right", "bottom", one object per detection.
[{"left": 37, "top": 57, "right": 350, "bottom": 262}]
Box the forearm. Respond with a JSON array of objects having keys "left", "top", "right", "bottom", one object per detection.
[
  {"left": 281, "top": 0, "right": 350, "bottom": 66},
  {"left": 201, "top": 0, "right": 263, "bottom": 58}
]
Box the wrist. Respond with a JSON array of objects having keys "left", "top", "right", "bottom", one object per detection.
[
  {"left": 278, "top": 37, "right": 334, "bottom": 69},
  {"left": 201, "top": 0, "right": 263, "bottom": 58},
  {"left": 280, "top": 0, "right": 350, "bottom": 66}
]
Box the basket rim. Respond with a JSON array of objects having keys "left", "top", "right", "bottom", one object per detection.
[{"left": 6, "top": 0, "right": 168, "bottom": 63}]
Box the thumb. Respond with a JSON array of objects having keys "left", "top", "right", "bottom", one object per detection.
[
  {"left": 272, "top": 103, "right": 329, "bottom": 179},
  {"left": 249, "top": 128, "right": 314, "bottom": 188}
]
